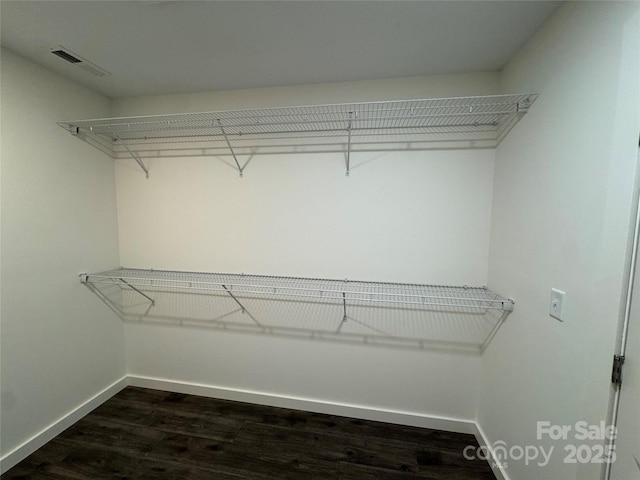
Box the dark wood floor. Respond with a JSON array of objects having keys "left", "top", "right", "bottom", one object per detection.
[{"left": 3, "top": 387, "right": 496, "bottom": 479}]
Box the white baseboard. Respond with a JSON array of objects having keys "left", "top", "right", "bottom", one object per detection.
[
  {"left": 473, "top": 422, "right": 510, "bottom": 480},
  {"left": 3, "top": 374, "right": 486, "bottom": 475},
  {"left": 128, "top": 375, "right": 476, "bottom": 435},
  {"left": 0, "top": 376, "right": 128, "bottom": 474}
]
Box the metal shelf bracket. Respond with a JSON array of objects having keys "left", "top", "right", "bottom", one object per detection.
[
  {"left": 517, "top": 95, "right": 534, "bottom": 113},
  {"left": 114, "top": 135, "right": 150, "bottom": 178},
  {"left": 222, "top": 284, "right": 247, "bottom": 314},
  {"left": 119, "top": 277, "right": 156, "bottom": 305},
  {"left": 345, "top": 112, "right": 353, "bottom": 176},
  {"left": 218, "top": 119, "right": 244, "bottom": 177},
  {"left": 80, "top": 272, "right": 156, "bottom": 306},
  {"left": 342, "top": 291, "right": 348, "bottom": 322}
]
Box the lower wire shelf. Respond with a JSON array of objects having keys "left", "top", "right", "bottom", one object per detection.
[
  {"left": 80, "top": 268, "right": 514, "bottom": 351},
  {"left": 80, "top": 267, "right": 514, "bottom": 312}
]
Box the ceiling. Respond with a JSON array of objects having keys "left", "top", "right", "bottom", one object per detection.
[{"left": 1, "top": 1, "right": 562, "bottom": 99}]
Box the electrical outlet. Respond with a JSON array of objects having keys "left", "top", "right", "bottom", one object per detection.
[{"left": 549, "top": 288, "right": 565, "bottom": 321}]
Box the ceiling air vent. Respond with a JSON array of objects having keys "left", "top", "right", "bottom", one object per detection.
[
  {"left": 51, "top": 49, "right": 82, "bottom": 63},
  {"left": 50, "top": 46, "right": 111, "bottom": 77}
]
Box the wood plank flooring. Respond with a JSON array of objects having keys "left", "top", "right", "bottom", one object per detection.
[{"left": 2, "top": 387, "right": 496, "bottom": 479}]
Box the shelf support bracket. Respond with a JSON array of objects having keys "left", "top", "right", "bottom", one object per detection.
[
  {"left": 114, "top": 135, "right": 149, "bottom": 178},
  {"left": 345, "top": 112, "right": 353, "bottom": 176},
  {"left": 222, "top": 284, "right": 247, "bottom": 313},
  {"left": 118, "top": 278, "right": 155, "bottom": 306},
  {"left": 220, "top": 285, "right": 261, "bottom": 326},
  {"left": 342, "top": 291, "right": 348, "bottom": 322},
  {"left": 217, "top": 119, "right": 243, "bottom": 177}
]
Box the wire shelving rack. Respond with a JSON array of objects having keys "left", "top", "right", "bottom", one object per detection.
[
  {"left": 80, "top": 268, "right": 514, "bottom": 315},
  {"left": 59, "top": 94, "right": 537, "bottom": 177}
]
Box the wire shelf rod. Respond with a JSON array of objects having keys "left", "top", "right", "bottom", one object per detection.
[
  {"left": 103, "top": 123, "right": 505, "bottom": 146},
  {"left": 107, "top": 130, "right": 502, "bottom": 152}
]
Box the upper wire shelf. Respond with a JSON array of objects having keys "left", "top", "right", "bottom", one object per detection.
[
  {"left": 59, "top": 94, "right": 537, "bottom": 177},
  {"left": 80, "top": 267, "right": 515, "bottom": 313}
]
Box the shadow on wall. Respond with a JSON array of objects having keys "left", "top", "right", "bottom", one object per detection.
[{"left": 84, "top": 280, "right": 510, "bottom": 354}]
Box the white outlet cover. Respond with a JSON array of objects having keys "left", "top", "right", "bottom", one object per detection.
[{"left": 549, "top": 288, "right": 566, "bottom": 321}]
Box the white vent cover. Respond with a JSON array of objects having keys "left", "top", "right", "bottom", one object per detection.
[{"left": 51, "top": 46, "right": 111, "bottom": 77}]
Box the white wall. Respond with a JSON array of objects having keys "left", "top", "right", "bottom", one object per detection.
[
  {"left": 0, "top": 49, "right": 125, "bottom": 467},
  {"left": 115, "top": 149, "right": 495, "bottom": 285},
  {"left": 111, "top": 72, "right": 500, "bottom": 115},
  {"left": 481, "top": 3, "right": 640, "bottom": 480},
  {"left": 112, "top": 72, "right": 501, "bottom": 424}
]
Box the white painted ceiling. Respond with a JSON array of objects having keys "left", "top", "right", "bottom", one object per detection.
[{"left": 1, "top": 1, "right": 562, "bottom": 99}]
